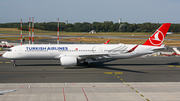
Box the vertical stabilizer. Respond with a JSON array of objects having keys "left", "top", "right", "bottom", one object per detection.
[
  {"left": 143, "top": 23, "right": 171, "bottom": 46},
  {"left": 104, "top": 39, "right": 111, "bottom": 44}
]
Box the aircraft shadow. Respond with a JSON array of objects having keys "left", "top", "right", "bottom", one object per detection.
[
  {"left": 15, "top": 62, "right": 179, "bottom": 74},
  {"left": 98, "top": 59, "right": 180, "bottom": 66},
  {"left": 17, "top": 62, "right": 147, "bottom": 73},
  {"left": 18, "top": 64, "right": 60, "bottom": 66},
  {"left": 103, "top": 62, "right": 180, "bottom": 66},
  {"left": 83, "top": 62, "right": 180, "bottom": 74},
  {"left": 66, "top": 62, "right": 147, "bottom": 73},
  {"left": 17, "top": 61, "right": 179, "bottom": 67}
]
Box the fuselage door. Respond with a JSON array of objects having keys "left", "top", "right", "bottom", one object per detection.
[{"left": 92, "top": 46, "right": 103, "bottom": 53}]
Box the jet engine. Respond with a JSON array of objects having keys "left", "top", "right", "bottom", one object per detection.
[{"left": 60, "top": 56, "right": 77, "bottom": 66}]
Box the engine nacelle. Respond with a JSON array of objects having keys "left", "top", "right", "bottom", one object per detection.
[{"left": 60, "top": 56, "right": 77, "bottom": 66}]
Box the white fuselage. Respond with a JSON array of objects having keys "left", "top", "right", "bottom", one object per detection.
[{"left": 2, "top": 43, "right": 159, "bottom": 60}]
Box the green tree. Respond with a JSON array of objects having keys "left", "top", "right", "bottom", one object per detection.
[{"left": 119, "top": 24, "right": 127, "bottom": 32}]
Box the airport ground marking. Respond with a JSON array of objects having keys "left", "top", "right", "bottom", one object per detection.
[
  {"left": 114, "top": 72, "right": 123, "bottom": 74},
  {"left": 167, "top": 65, "right": 175, "bottom": 67},
  {"left": 177, "top": 67, "right": 180, "bottom": 69},
  {"left": 176, "top": 65, "right": 180, "bottom": 67},
  {"left": 0, "top": 61, "right": 12, "bottom": 63},
  {"left": 140, "top": 94, "right": 144, "bottom": 97},
  {"left": 5, "top": 62, "right": 11, "bottom": 63},
  {"left": 104, "top": 72, "right": 123, "bottom": 75},
  {"left": 104, "top": 72, "right": 113, "bottom": 74},
  {"left": 167, "top": 65, "right": 180, "bottom": 69},
  {"left": 82, "top": 87, "right": 89, "bottom": 101},
  {"left": 113, "top": 73, "right": 150, "bottom": 101},
  {"left": 62, "top": 88, "right": 66, "bottom": 101},
  {"left": 146, "top": 98, "right": 150, "bottom": 101}
]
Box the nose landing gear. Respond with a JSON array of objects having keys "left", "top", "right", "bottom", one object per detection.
[{"left": 11, "top": 60, "right": 17, "bottom": 67}]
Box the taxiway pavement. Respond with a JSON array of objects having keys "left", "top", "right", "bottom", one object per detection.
[
  {"left": 1, "top": 82, "right": 180, "bottom": 101},
  {"left": 0, "top": 57, "right": 180, "bottom": 83},
  {"left": 1, "top": 57, "right": 180, "bottom": 101}
]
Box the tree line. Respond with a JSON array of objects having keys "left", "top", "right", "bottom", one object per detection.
[{"left": 0, "top": 21, "right": 179, "bottom": 33}]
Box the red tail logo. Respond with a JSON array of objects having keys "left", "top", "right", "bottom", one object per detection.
[
  {"left": 143, "top": 23, "right": 171, "bottom": 46},
  {"left": 149, "top": 30, "right": 164, "bottom": 46}
]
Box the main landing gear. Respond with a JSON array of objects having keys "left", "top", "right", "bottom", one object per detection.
[
  {"left": 83, "top": 58, "right": 94, "bottom": 67},
  {"left": 11, "top": 60, "right": 17, "bottom": 67},
  {"left": 83, "top": 62, "right": 94, "bottom": 67}
]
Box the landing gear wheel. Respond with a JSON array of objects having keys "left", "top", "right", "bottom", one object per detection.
[
  {"left": 13, "top": 64, "right": 16, "bottom": 67},
  {"left": 88, "top": 63, "right": 94, "bottom": 67},
  {"left": 83, "top": 62, "right": 88, "bottom": 65},
  {"left": 83, "top": 61, "right": 95, "bottom": 67}
]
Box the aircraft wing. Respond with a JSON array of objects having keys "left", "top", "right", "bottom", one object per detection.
[
  {"left": 78, "top": 53, "right": 109, "bottom": 56},
  {"left": 59, "top": 45, "right": 140, "bottom": 59},
  {"left": 77, "top": 53, "right": 111, "bottom": 58},
  {"left": 0, "top": 89, "right": 18, "bottom": 95},
  {"left": 59, "top": 53, "right": 111, "bottom": 57},
  {"left": 58, "top": 53, "right": 114, "bottom": 59}
]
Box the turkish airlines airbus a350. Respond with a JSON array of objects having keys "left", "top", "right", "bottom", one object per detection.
[{"left": 2, "top": 23, "right": 171, "bottom": 67}]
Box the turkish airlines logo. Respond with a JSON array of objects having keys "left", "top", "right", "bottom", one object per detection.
[{"left": 149, "top": 30, "right": 164, "bottom": 46}]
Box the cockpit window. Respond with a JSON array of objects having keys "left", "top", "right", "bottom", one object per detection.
[{"left": 7, "top": 49, "right": 12, "bottom": 52}]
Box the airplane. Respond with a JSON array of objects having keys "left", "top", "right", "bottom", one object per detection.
[
  {"left": 159, "top": 47, "right": 180, "bottom": 56},
  {"left": 167, "top": 32, "right": 173, "bottom": 35},
  {"left": 2, "top": 23, "right": 171, "bottom": 67},
  {"left": 1, "top": 41, "right": 14, "bottom": 48},
  {"left": 0, "top": 89, "right": 18, "bottom": 95},
  {"left": 169, "top": 47, "right": 180, "bottom": 56},
  {"left": 104, "top": 39, "right": 111, "bottom": 44}
]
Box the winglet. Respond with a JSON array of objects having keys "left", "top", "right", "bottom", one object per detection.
[
  {"left": 143, "top": 23, "right": 171, "bottom": 46},
  {"left": 126, "top": 45, "right": 138, "bottom": 53}
]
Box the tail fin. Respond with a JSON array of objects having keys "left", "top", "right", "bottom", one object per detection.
[
  {"left": 143, "top": 23, "right": 171, "bottom": 46},
  {"left": 104, "top": 39, "right": 111, "bottom": 44}
]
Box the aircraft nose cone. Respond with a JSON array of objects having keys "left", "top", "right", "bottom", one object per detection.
[
  {"left": 2, "top": 53, "right": 8, "bottom": 58},
  {"left": 2, "top": 54, "right": 5, "bottom": 58}
]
